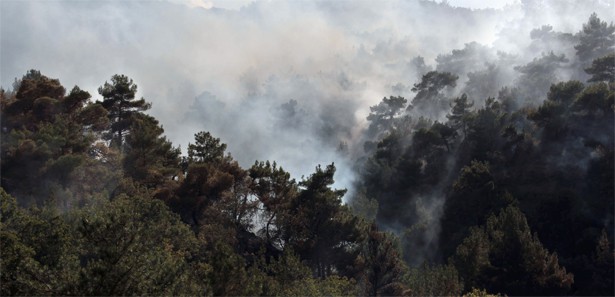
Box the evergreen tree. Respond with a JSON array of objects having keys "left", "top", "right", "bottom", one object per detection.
[
  {"left": 78, "top": 194, "right": 205, "bottom": 295},
  {"left": 1, "top": 188, "right": 78, "bottom": 295},
  {"left": 528, "top": 80, "right": 585, "bottom": 142},
  {"left": 249, "top": 161, "right": 297, "bottom": 248},
  {"left": 1, "top": 71, "right": 109, "bottom": 206},
  {"left": 447, "top": 93, "right": 475, "bottom": 138},
  {"left": 440, "top": 161, "right": 513, "bottom": 259},
  {"left": 366, "top": 96, "right": 408, "bottom": 139},
  {"left": 575, "top": 13, "right": 615, "bottom": 63},
  {"left": 587, "top": 229, "right": 615, "bottom": 295},
  {"left": 466, "top": 98, "right": 507, "bottom": 162},
  {"left": 3, "top": 70, "right": 66, "bottom": 131},
  {"left": 287, "top": 164, "right": 363, "bottom": 279},
  {"left": 452, "top": 205, "right": 574, "bottom": 295},
  {"left": 188, "top": 131, "right": 227, "bottom": 164},
  {"left": 585, "top": 53, "right": 615, "bottom": 83},
  {"left": 358, "top": 223, "right": 408, "bottom": 296},
  {"left": 409, "top": 71, "right": 458, "bottom": 118},
  {"left": 98, "top": 74, "right": 151, "bottom": 149},
  {"left": 122, "top": 113, "right": 181, "bottom": 188},
  {"left": 514, "top": 52, "right": 569, "bottom": 101},
  {"left": 406, "top": 263, "right": 463, "bottom": 296}
]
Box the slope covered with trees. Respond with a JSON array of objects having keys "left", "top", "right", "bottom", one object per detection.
[
  {"left": 1, "top": 12, "right": 614, "bottom": 297},
  {"left": 350, "top": 12, "right": 615, "bottom": 296}
]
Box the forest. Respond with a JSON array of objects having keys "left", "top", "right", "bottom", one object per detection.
[{"left": 1, "top": 4, "right": 614, "bottom": 297}]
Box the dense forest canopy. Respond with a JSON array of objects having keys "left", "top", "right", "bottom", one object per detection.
[{"left": 1, "top": 0, "right": 614, "bottom": 296}]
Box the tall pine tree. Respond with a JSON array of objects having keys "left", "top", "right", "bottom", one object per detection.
[{"left": 98, "top": 75, "right": 151, "bottom": 149}]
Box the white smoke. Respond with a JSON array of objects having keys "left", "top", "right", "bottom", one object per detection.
[{"left": 1, "top": 0, "right": 612, "bottom": 191}]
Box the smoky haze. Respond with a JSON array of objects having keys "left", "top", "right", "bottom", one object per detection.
[{"left": 1, "top": 0, "right": 612, "bottom": 192}]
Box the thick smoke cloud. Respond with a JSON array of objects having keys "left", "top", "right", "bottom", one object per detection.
[{"left": 1, "top": 0, "right": 612, "bottom": 191}]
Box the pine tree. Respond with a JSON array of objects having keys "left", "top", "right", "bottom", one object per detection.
[
  {"left": 409, "top": 71, "right": 458, "bottom": 118},
  {"left": 585, "top": 53, "right": 615, "bottom": 83},
  {"left": 188, "top": 131, "right": 227, "bottom": 164},
  {"left": 287, "top": 164, "right": 362, "bottom": 279},
  {"left": 447, "top": 93, "right": 474, "bottom": 138},
  {"left": 249, "top": 161, "right": 297, "bottom": 247},
  {"left": 575, "top": 13, "right": 615, "bottom": 63},
  {"left": 359, "top": 223, "right": 407, "bottom": 296},
  {"left": 452, "top": 205, "right": 574, "bottom": 295},
  {"left": 98, "top": 75, "right": 151, "bottom": 149},
  {"left": 122, "top": 113, "right": 180, "bottom": 188}
]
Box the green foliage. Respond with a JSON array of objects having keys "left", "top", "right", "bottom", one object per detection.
[
  {"left": 430, "top": 121, "right": 457, "bottom": 152},
  {"left": 357, "top": 223, "right": 408, "bottom": 296},
  {"left": 2, "top": 62, "right": 612, "bottom": 296},
  {"left": 452, "top": 160, "right": 493, "bottom": 192},
  {"left": 1, "top": 71, "right": 111, "bottom": 206},
  {"left": 585, "top": 53, "right": 615, "bottom": 83},
  {"left": 288, "top": 164, "right": 363, "bottom": 278},
  {"left": 366, "top": 95, "right": 408, "bottom": 139},
  {"left": 123, "top": 113, "right": 181, "bottom": 188},
  {"left": 259, "top": 249, "right": 314, "bottom": 295},
  {"left": 175, "top": 137, "right": 256, "bottom": 235},
  {"left": 410, "top": 71, "right": 458, "bottom": 118},
  {"left": 447, "top": 93, "right": 475, "bottom": 137},
  {"left": 452, "top": 205, "right": 574, "bottom": 295},
  {"left": 572, "top": 81, "right": 614, "bottom": 116},
  {"left": 441, "top": 161, "right": 515, "bottom": 260},
  {"left": 98, "top": 74, "right": 151, "bottom": 149},
  {"left": 547, "top": 80, "right": 585, "bottom": 104},
  {"left": 514, "top": 52, "right": 569, "bottom": 100},
  {"left": 405, "top": 263, "right": 463, "bottom": 296},
  {"left": 348, "top": 188, "right": 379, "bottom": 222},
  {"left": 77, "top": 194, "right": 206, "bottom": 295},
  {"left": 260, "top": 250, "right": 359, "bottom": 296},
  {"left": 575, "top": 13, "right": 615, "bottom": 63},
  {"left": 528, "top": 81, "right": 584, "bottom": 141},
  {"left": 249, "top": 161, "right": 297, "bottom": 246},
  {"left": 188, "top": 131, "right": 227, "bottom": 164},
  {"left": 588, "top": 229, "right": 615, "bottom": 295},
  {"left": 1, "top": 187, "right": 208, "bottom": 296},
  {"left": 466, "top": 98, "right": 507, "bottom": 162},
  {"left": 411, "top": 71, "right": 458, "bottom": 95},
  {"left": 3, "top": 70, "right": 66, "bottom": 130},
  {"left": 436, "top": 42, "right": 494, "bottom": 76},
  {"left": 202, "top": 240, "right": 263, "bottom": 296},
  {"left": 453, "top": 226, "right": 490, "bottom": 291},
  {"left": 1, "top": 188, "right": 46, "bottom": 295},
  {"left": 1, "top": 188, "right": 82, "bottom": 295},
  {"left": 464, "top": 63, "right": 508, "bottom": 101},
  {"left": 462, "top": 287, "right": 502, "bottom": 297}
]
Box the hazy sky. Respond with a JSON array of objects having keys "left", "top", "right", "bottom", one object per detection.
[
  {"left": 191, "top": 0, "right": 521, "bottom": 10},
  {"left": 1, "top": 0, "right": 611, "bottom": 189},
  {"left": 446, "top": 0, "right": 519, "bottom": 9}
]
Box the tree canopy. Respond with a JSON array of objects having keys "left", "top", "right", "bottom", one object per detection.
[{"left": 1, "top": 12, "right": 614, "bottom": 296}]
